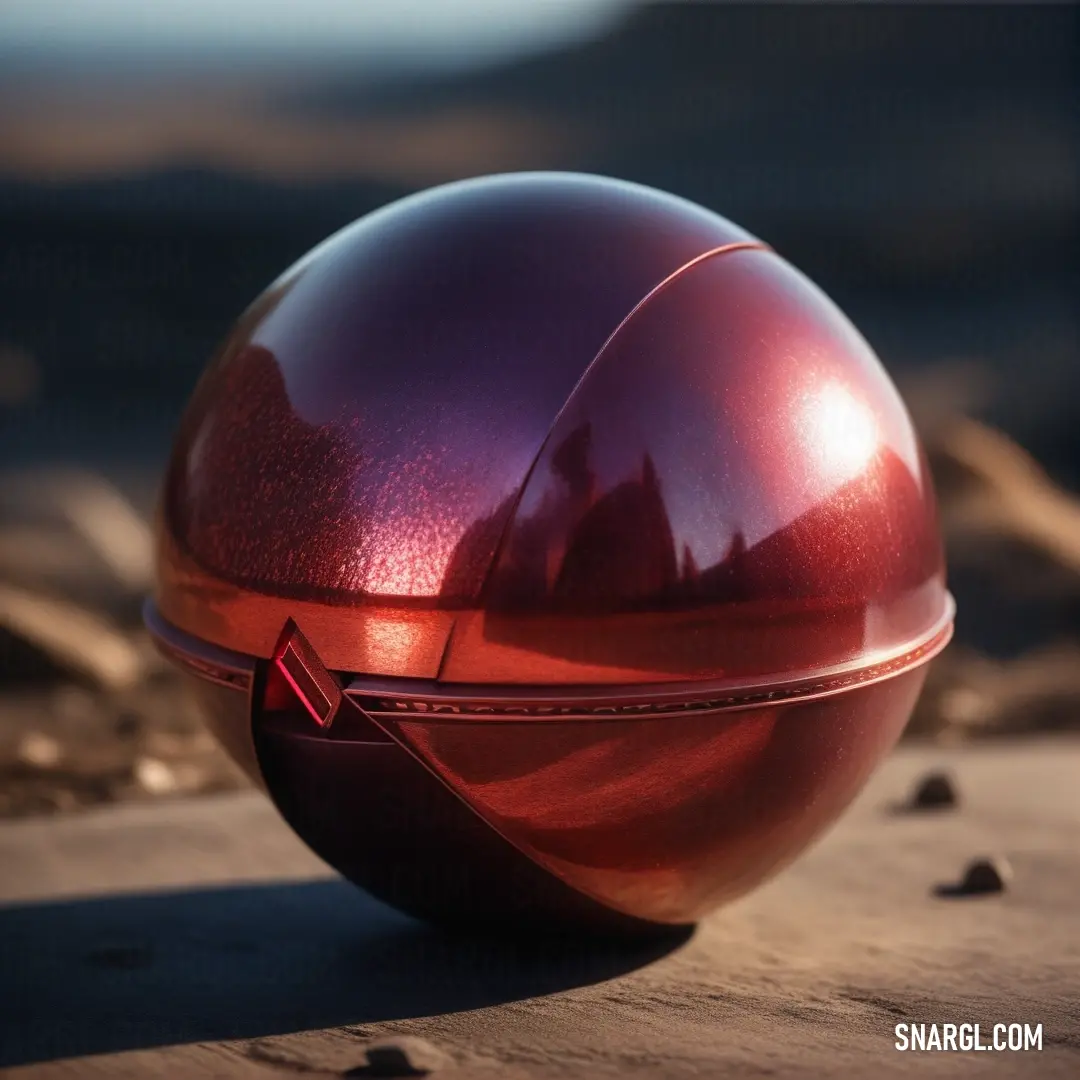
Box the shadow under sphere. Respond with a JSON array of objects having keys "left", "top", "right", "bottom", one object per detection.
[{"left": 0, "top": 879, "right": 689, "bottom": 1068}]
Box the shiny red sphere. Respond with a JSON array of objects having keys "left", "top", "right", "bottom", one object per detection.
[{"left": 148, "top": 172, "right": 952, "bottom": 934}]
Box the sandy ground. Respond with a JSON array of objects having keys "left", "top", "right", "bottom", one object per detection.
[{"left": 0, "top": 738, "right": 1076, "bottom": 1078}]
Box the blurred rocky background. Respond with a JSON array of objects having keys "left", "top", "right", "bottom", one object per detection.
[{"left": 1, "top": 1, "right": 1078, "bottom": 818}]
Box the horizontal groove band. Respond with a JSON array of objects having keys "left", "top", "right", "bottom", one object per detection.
[{"left": 146, "top": 595, "right": 954, "bottom": 722}]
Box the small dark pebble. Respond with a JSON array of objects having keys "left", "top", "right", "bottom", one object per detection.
[
  {"left": 84, "top": 942, "right": 154, "bottom": 970},
  {"left": 935, "top": 856, "right": 1012, "bottom": 898},
  {"left": 114, "top": 711, "right": 142, "bottom": 739},
  {"left": 910, "top": 771, "right": 959, "bottom": 811},
  {"left": 345, "top": 1037, "right": 448, "bottom": 1077}
]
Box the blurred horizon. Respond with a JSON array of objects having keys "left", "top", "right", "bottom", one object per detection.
[
  {"left": 0, "top": 0, "right": 638, "bottom": 83},
  {"left": 0, "top": 1, "right": 1077, "bottom": 500}
]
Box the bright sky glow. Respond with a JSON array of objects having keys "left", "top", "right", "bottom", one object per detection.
[{"left": 0, "top": 1, "right": 634, "bottom": 66}]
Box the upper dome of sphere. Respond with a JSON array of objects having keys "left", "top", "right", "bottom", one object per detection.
[{"left": 156, "top": 172, "right": 949, "bottom": 689}]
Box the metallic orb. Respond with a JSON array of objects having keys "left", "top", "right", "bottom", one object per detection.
[{"left": 147, "top": 172, "right": 953, "bottom": 935}]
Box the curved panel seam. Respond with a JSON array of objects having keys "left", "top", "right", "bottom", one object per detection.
[
  {"left": 343, "top": 697, "right": 669, "bottom": 926},
  {"left": 437, "top": 240, "right": 772, "bottom": 679},
  {"left": 530, "top": 240, "right": 771, "bottom": 451}
]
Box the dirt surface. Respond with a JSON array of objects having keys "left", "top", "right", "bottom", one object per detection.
[{"left": 1, "top": 739, "right": 1077, "bottom": 1077}]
